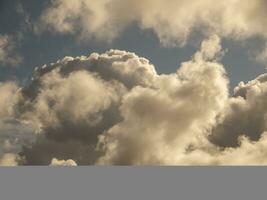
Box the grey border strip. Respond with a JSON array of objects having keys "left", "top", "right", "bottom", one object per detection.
[{"left": 0, "top": 167, "right": 266, "bottom": 200}]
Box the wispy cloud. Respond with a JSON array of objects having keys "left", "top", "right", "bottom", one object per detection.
[
  {"left": 38, "top": 0, "right": 267, "bottom": 46},
  {"left": 0, "top": 35, "right": 22, "bottom": 67}
]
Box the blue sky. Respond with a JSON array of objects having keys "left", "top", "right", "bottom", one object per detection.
[{"left": 0, "top": 0, "right": 266, "bottom": 90}]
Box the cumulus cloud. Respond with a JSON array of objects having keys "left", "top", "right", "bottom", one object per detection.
[
  {"left": 218, "top": 133, "right": 267, "bottom": 165},
  {"left": 50, "top": 158, "right": 77, "bottom": 166},
  {"left": 159, "top": 133, "right": 267, "bottom": 165},
  {"left": 0, "top": 153, "right": 19, "bottom": 166},
  {"left": 2, "top": 35, "right": 267, "bottom": 165},
  {"left": 210, "top": 73, "right": 267, "bottom": 147},
  {"left": 16, "top": 49, "right": 156, "bottom": 165},
  {"left": 0, "top": 35, "right": 22, "bottom": 67},
  {"left": 97, "top": 35, "right": 229, "bottom": 165},
  {"left": 16, "top": 35, "right": 227, "bottom": 165},
  {"left": 38, "top": 0, "right": 267, "bottom": 45}
]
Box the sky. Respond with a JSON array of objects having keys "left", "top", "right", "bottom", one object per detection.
[{"left": 1, "top": 0, "right": 267, "bottom": 166}]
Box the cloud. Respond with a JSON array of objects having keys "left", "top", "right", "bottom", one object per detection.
[
  {"left": 18, "top": 35, "right": 228, "bottom": 165},
  {"left": 2, "top": 34, "right": 267, "bottom": 165},
  {"left": 255, "top": 43, "right": 267, "bottom": 66},
  {"left": 0, "top": 153, "right": 19, "bottom": 166},
  {"left": 210, "top": 73, "right": 267, "bottom": 147},
  {"left": 218, "top": 133, "right": 267, "bottom": 165},
  {"left": 97, "top": 35, "right": 229, "bottom": 165},
  {"left": 17, "top": 49, "right": 157, "bottom": 165},
  {"left": 50, "top": 158, "right": 77, "bottom": 166},
  {"left": 0, "top": 119, "right": 36, "bottom": 157},
  {"left": 0, "top": 81, "right": 20, "bottom": 117},
  {"left": 0, "top": 35, "right": 22, "bottom": 67},
  {"left": 0, "top": 82, "right": 36, "bottom": 160},
  {"left": 158, "top": 133, "right": 267, "bottom": 165},
  {"left": 38, "top": 0, "right": 267, "bottom": 45}
]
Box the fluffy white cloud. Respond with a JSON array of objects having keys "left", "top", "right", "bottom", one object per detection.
[
  {"left": 39, "top": 0, "right": 267, "bottom": 45},
  {"left": 97, "top": 35, "right": 229, "bottom": 165},
  {"left": 17, "top": 49, "right": 157, "bottom": 165},
  {"left": 158, "top": 133, "right": 267, "bottom": 165},
  {"left": 218, "top": 133, "right": 267, "bottom": 165},
  {"left": 0, "top": 35, "right": 22, "bottom": 67},
  {"left": 50, "top": 158, "right": 77, "bottom": 166}
]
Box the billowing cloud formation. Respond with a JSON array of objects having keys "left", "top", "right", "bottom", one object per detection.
[
  {"left": 158, "top": 133, "right": 267, "bottom": 165},
  {"left": 97, "top": 35, "right": 229, "bottom": 164},
  {"left": 0, "top": 35, "right": 22, "bottom": 67},
  {"left": 50, "top": 158, "right": 77, "bottom": 166},
  {"left": 39, "top": 0, "right": 267, "bottom": 45},
  {"left": 210, "top": 73, "right": 267, "bottom": 147},
  {"left": 2, "top": 35, "right": 267, "bottom": 165},
  {"left": 16, "top": 48, "right": 156, "bottom": 165}
]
